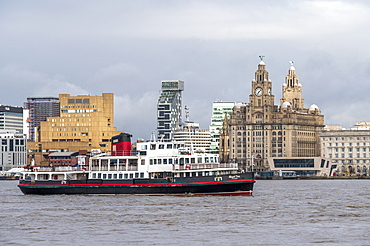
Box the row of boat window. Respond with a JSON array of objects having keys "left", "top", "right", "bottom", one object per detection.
[
  {"left": 94, "top": 157, "right": 219, "bottom": 166},
  {"left": 92, "top": 172, "right": 145, "bottom": 179},
  {"left": 141, "top": 143, "right": 185, "bottom": 150},
  {"left": 91, "top": 170, "right": 233, "bottom": 180},
  {"left": 96, "top": 159, "right": 139, "bottom": 165},
  {"left": 174, "top": 170, "right": 232, "bottom": 178},
  {"left": 150, "top": 157, "right": 219, "bottom": 165}
]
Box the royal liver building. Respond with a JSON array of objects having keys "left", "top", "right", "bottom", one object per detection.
[{"left": 220, "top": 58, "right": 325, "bottom": 172}]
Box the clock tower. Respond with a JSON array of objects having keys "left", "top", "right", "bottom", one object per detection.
[{"left": 249, "top": 56, "right": 275, "bottom": 109}]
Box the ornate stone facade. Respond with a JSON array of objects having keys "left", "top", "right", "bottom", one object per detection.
[{"left": 220, "top": 58, "right": 325, "bottom": 172}]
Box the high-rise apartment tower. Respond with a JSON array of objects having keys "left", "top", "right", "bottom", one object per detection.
[
  {"left": 0, "top": 105, "right": 25, "bottom": 134},
  {"left": 24, "top": 97, "right": 60, "bottom": 141},
  {"left": 157, "top": 80, "right": 184, "bottom": 141}
]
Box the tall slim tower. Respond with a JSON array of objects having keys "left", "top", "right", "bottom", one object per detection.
[
  {"left": 24, "top": 97, "right": 60, "bottom": 141},
  {"left": 157, "top": 80, "right": 184, "bottom": 141}
]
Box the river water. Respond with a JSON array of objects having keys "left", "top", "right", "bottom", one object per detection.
[{"left": 1, "top": 180, "right": 369, "bottom": 246}]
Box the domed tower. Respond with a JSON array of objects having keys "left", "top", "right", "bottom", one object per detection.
[
  {"left": 309, "top": 104, "right": 321, "bottom": 115},
  {"left": 280, "top": 61, "right": 304, "bottom": 110}
]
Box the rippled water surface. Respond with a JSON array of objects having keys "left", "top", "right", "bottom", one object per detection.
[{"left": 1, "top": 180, "right": 369, "bottom": 245}]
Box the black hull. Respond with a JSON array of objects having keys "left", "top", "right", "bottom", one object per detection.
[{"left": 18, "top": 173, "right": 255, "bottom": 196}]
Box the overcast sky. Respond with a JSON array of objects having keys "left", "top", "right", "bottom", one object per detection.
[{"left": 1, "top": 0, "right": 370, "bottom": 140}]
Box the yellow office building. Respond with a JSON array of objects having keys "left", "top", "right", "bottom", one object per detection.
[{"left": 28, "top": 93, "right": 121, "bottom": 165}]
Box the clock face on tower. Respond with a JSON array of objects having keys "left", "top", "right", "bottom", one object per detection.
[{"left": 255, "top": 87, "right": 263, "bottom": 97}]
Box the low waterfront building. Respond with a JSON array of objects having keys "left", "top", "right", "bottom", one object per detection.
[
  {"left": 49, "top": 150, "right": 89, "bottom": 167},
  {"left": 0, "top": 130, "right": 27, "bottom": 172},
  {"left": 267, "top": 157, "right": 333, "bottom": 177},
  {"left": 320, "top": 122, "right": 370, "bottom": 176}
]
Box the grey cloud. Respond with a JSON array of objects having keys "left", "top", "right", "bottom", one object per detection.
[{"left": 1, "top": 0, "right": 370, "bottom": 139}]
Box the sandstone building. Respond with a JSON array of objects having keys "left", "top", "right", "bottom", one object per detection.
[
  {"left": 220, "top": 58, "right": 325, "bottom": 172},
  {"left": 27, "top": 93, "right": 121, "bottom": 165}
]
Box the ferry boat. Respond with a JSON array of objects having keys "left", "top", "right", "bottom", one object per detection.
[{"left": 18, "top": 133, "right": 255, "bottom": 195}]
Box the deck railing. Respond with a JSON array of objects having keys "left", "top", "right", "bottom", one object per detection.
[
  {"left": 174, "top": 163, "right": 238, "bottom": 170},
  {"left": 24, "top": 166, "right": 89, "bottom": 172}
]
